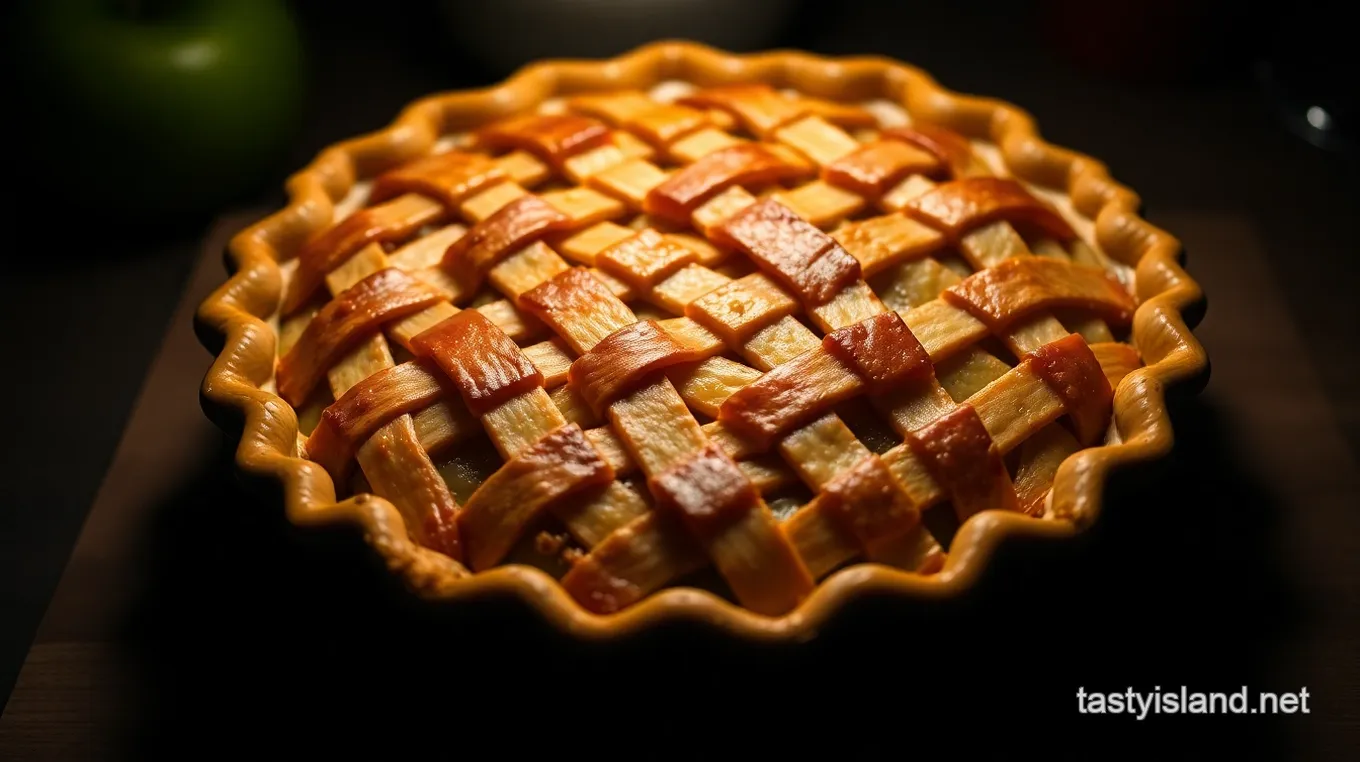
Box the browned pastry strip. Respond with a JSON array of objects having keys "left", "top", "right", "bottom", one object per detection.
[
  {"left": 284, "top": 193, "right": 444, "bottom": 315},
  {"left": 822, "top": 140, "right": 943, "bottom": 197},
  {"left": 441, "top": 195, "right": 571, "bottom": 291},
  {"left": 303, "top": 361, "right": 448, "bottom": 480},
  {"left": 812, "top": 454, "right": 920, "bottom": 550},
  {"left": 719, "top": 312, "right": 933, "bottom": 450},
  {"left": 515, "top": 252, "right": 813, "bottom": 614},
  {"left": 625, "top": 103, "right": 715, "bottom": 149},
  {"left": 1023, "top": 333, "right": 1114, "bottom": 446},
  {"left": 570, "top": 320, "right": 720, "bottom": 416},
  {"left": 457, "top": 423, "right": 614, "bottom": 571},
  {"left": 643, "top": 144, "right": 810, "bottom": 224},
  {"left": 905, "top": 404, "right": 1018, "bottom": 520},
  {"left": 717, "top": 347, "right": 863, "bottom": 451},
  {"left": 409, "top": 309, "right": 545, "bottom": 416},
  {"left": 880, "top": 124, "right": 980, "bottom": 178},
  {"left": 560, "top": 511, "right": 706, "bottom": 614},
  {"left": 677, "top": 84, "right": 810, "bottom": 137},
  {"left": 475, "top": 113, "right": 612, "bottom": 167},
  {"left": 903, "top": 176, "right": 1076, "bottom": 242},
  {"left": 943, "top": 257, "right": 1136, "bottom": 333},
  {"left": 520, "top": 268, "right": 639, "bottom": 354},
  {"left": 712, "top": 197, "right": 861, "bottom": 306},
  {"left": 822, "top": 310, "right": 934, "bottom": 394},
  {"left": 370, "top": 150, "right": 508, "bottom": 209},
  {"left": 312, "top": 245, "right": 463, "bottom": 563},
  {"left": 567, "top": 91, "right": 667, "bottom": 124},
  {"left": 277, "top": 268, "right": 446, "bottom": 405},
  {"left": 645, "top": 443, "right": 813, "bottom": 615}
]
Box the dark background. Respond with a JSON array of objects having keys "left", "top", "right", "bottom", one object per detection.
[{"left": 3, "top": 0, "right": 1358, "bottom": 758}]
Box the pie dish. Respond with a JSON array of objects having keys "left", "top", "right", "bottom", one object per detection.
[{"left": 196, "top": 42, "right": 1207, "bottom": 640}]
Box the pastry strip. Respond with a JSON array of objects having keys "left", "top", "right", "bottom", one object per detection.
[
  {"left": 519, "top": 266, "right": 814, "bottom": 614},
  {"left": 284, "top": 193, "right": 444, "bottom": 314},
  {"left": 277, "top": 267, "right": 446, "bottom": 406},
  {"left": 312, "top": 246, "right": 463, "bottom": 561}
]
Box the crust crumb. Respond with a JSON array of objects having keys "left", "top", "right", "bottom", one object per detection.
[{"left": 535, "top": 530, "right": 568, "bottom": 555}]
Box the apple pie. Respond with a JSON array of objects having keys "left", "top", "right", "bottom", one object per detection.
[{"left": 198, "top": 43, "right": 1206, "bottom": 637}]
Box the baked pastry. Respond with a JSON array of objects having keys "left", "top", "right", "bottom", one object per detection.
[{"left": 199, "top": 44, "right": 1205, "bottom": 636}]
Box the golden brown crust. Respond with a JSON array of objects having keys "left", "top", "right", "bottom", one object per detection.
[
  {"left": 944, "top": 257, "right": 1136, "bottom": 331},
  {"left": 370, "top": 150, "right": 507, "bottom": 210},
  {"left": 303, "top": 361, "right": 448, "bottom": 480},
  {"left": 823, "top": 139, "right": 943, "bottom": 197},
  {"left": 644, "top": 144, "right": 810, "bottom": 223},
  {"left": 905, "top": 404, "right": 1017, "bottom": 520},
  {"left": 569, "top": 320, "right": 715, "bottom": 416},
  {"left": 195, "top": 42, "right": 1207, "bottom": 641},
  {"left": 442, "top": 194, "right": 571, "bottom": 290},
  {"left": 409, "top": 309, "right": 544, "bottom": 417},
  {"left": 822, "top": 311, "right": 932, "bottom": 394},
  {"left": 458, "top": 423, "right": 614, "bottom": 571},
  {"left": 904, "top": 177, "right": 1077, "bottom": 242},
  {"left": 678, "top": 85, "right": 811, "bottom": 137},
  {"left": 713, "top": 197, "right": 861, "bottom": 306},
  {"left": 1023, "top": 333, "right": 1113, "bottom": 446},
  {"left": 475, "top": 114, "right": 613, "bottom": 168},
  {"left": 276, "top": 268, "right": 445, "bottom": 405},
  {"left": 881, "top": 124, "right": 980, "bottom": 178}
]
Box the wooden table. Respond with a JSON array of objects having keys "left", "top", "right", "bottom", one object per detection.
[{"left": 0, "top": 209, "right": 1355, "bottom": 760}]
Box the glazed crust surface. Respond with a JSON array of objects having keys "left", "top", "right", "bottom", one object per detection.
[{"left": 195, "top": 42, "right": 1207, "bottom": 641}]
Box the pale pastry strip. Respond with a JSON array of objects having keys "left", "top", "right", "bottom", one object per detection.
[
  {"left": 442, "top": 160, "right": 818, "bottom": 610},
  {"left": 567, "top": 135, "right": 1046, "bottom": 556},
  {"left": 713, "top": 175, "right": 1108, "bottom": 564},
  {"left": 869, "top": 178, "right": 1127, "bottom": 517},
  {"left": 661, "top": 117, "right": 959, "bottom": 568},
  {"left": 297, "top": 93, "right": 1136, "bottom": 606},
  {"left": 562, "top": 222, "right": 889, "bottom": 500},
  {"left": 646, "top": 113, "right": 1124, "bottom": 535},
  {"left": 559, "top": 211, "right": 946, "bottom": 575},
  {"left": 509, "top": 267, "right": 812, "bottom": 613},
  {"left": 785, "top": 356, "right": 1068, "bottom": 576},
  {"left": 338, "top": 173, "right": 790, "bottom": 593},
  {"left": 582, "top": 419, "right": 794, "bottom": 495},
  {"left": 328, "top": 241, "right": 641, "bottom": 553},
  {"left": 319, "top": 244, "right": 463, "bottom": 561},
  {"left": 339, "top": 191, "right": 801, "bottom": 501}
]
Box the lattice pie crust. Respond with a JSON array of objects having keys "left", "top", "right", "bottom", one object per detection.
[{"left": 197, "top": 43, "right": 1206, "bottom": 639}]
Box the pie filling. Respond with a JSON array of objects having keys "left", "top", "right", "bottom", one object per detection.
[{"left": 274, "top": 82, "right": 1143, "bottom": 616}]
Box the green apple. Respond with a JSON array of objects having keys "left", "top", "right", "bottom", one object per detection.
[{"left": 11, "top": 0, "right": 305, "bottom": 220}]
